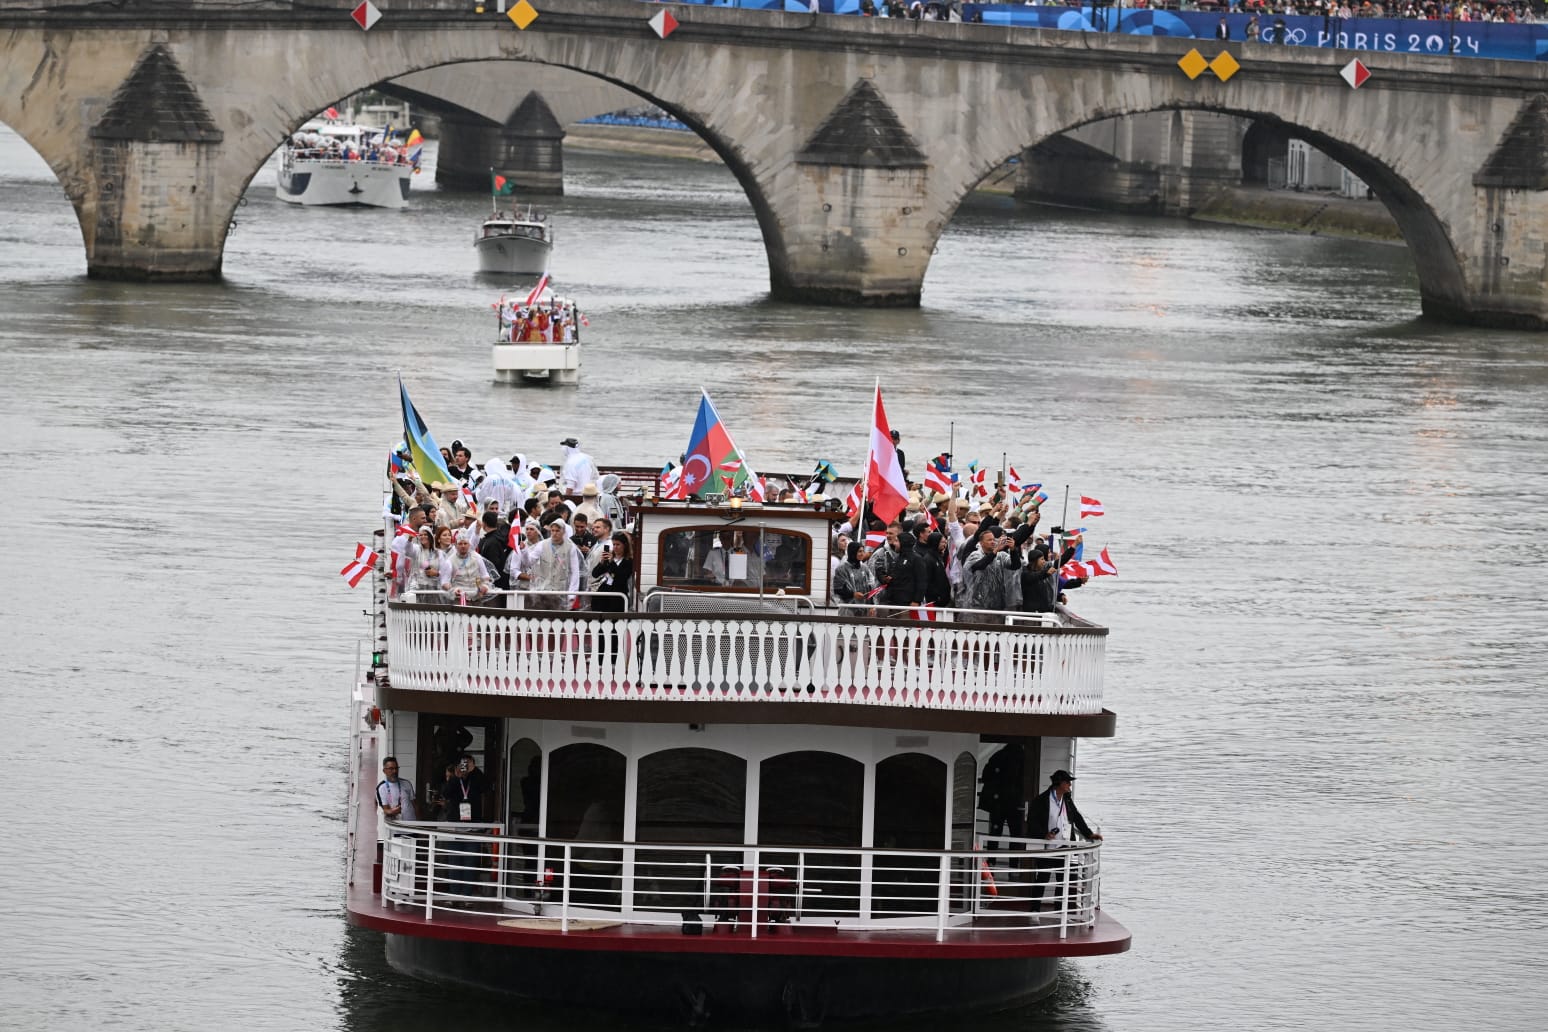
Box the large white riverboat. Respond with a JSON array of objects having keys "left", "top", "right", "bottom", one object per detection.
[
  {"left": 277, "top": 120, "right": 414, "bottom": 208},
  {"left": 345, "top": 471, "right": 1129, "bottom": 1024}
]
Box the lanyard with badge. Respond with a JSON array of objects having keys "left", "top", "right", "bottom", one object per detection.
[{"left": 458, "top": 776, "right": 473, "bottom": 821}]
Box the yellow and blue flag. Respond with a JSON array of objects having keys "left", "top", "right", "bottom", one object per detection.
[{"left": 398, "top": 378, "right": 455, "bottom": 487}]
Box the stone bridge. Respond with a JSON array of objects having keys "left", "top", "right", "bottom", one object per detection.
[{"left": 5, "top": 0, "right": 1548, "bottom": 326}]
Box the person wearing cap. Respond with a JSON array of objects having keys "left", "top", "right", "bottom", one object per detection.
[
  {"left": 1031, "top": 769, "right": 1100, "bottom": 844},
  {"left": 889, "top": 428, "right": 907, "bottom": 482},
  {"left": 559, "top": 437, "right": 599, "bottom": 494},
  {"left": 1029, "top": 768, "right": 1101, "bottom": 911}
]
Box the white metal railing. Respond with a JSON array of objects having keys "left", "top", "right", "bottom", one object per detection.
[
  {"left": 834, "top": 603, "right": 1062, "bottom": 627},
  {"left": 399, "top": 589, "right": 627, "bottom": 610},
  {"left": 385, "top": 604, "right": 1105, "bottom": 713},
  {"left": 378, "top": 825, "right": 1101, "bottom": 941}
]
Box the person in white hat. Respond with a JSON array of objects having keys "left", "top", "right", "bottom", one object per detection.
[{"left": 574, "top": 482, "right": 603, "bottom": 522}]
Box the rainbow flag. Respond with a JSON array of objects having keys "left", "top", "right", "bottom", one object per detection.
[{"left": 398, "top": 378, "right": 455, "bottom": 487}]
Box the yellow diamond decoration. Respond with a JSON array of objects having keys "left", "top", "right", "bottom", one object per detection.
[
  {"left": 1178, "top": 48, "right": 1208, "bottom": 81},
  {"left": 1210, "top": 51, "right": 1240, "bottom": 82},
  {"left": 508, "top": 0, "right": 538, "bottom": 29}
]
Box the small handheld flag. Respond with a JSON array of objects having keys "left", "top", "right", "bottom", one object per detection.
[
  {"left": 340, "top": 543, "right": 380, "bottom": 587},
  {"left": 1080, "top": 496, "right": 1105, "bottom": 518}
]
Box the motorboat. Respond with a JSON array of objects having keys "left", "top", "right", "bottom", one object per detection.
[{"left": 476, "top": 206, "right": 553, "bottom": 275}]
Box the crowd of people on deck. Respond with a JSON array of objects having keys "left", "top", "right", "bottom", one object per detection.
[
  {"left": 285, "top": 131, "right": 415, "bottom": 165},
  {"left": 385, "top": 430, "right": 1087, "bottom": 620},
  {"left": 495, "top": 299, "right": 581, "bottom": 344}
]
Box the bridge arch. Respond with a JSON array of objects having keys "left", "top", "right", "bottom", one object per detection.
[
  {"left": 932, "top": 100, "right": 1467, "bottom": 318},
  {"left": 3, "top": 5, "right": 1546, "bottom": 324}
]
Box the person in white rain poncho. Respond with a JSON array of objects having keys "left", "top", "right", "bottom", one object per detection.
[
  {"left": 559, "top": 437, "right": 599, "bottom": 494},
  {"left": 440, "top": 530, "right": 497, "bottom": 605},
  {"left": 525, "top": 516, "right": 583, "bottom": 610},
  {"left": 476, "top": 457, "right": 522, "bottom": 516},
  {"left": 405, "top": 526, "right": 445, "bottom": 602},
  {"left": 595, "top": 473, "right": 628, "bottom": 528}
]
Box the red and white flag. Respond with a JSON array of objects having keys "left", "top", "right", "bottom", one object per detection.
[
  {"left": 910, "top": 602, "right": 938, "bottom": 622},
  {"left": 843, "top": 480, "right": 863, "bottom": 522},
  {"left": 923, "top": 465, "right": 954, "bottom": 497},
  {"left": 1006, "top": 466, "right": 1026, "bottom": 495},
  {"left": 1080, "top": 495, "right": 1105, "bottom": 518},
  {"left": 1091, "top": 547, "right": 1118, "bottom": 576},
  {"left": 394, "top": 522, "right": 418, "bottom": 541},
  {"left": 864, "top": 531, "right": 887, "bottom": 549},
  {"left": 524, "top": 274, "right": 551, "bottom": 305},
  {"left": 866, "top": 385, "right": 909, "bottom": 524},
  {"left": 340, "top": 543, "right": 380, "bottom": 587},
  {"left": 970, "top": 467, "right": 989, "bottom": 498}
]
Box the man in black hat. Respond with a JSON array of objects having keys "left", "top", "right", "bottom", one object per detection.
[
  {"left": 1028, "top": 769, "right": 1102, "bottom": 911},
  {"left": 889, "top": 428, "right": 908, "bottom": 482}
]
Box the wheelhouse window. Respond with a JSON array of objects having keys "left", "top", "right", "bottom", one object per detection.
[{"left": 657, "top": 526, "right": 812, "bottom": 594}]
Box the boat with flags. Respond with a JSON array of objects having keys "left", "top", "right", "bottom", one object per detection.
[
  {"left": 477, "top": 171, "right": 553, "bottom": 275},
  {"left": 491, "top": 274, "right": 587, "bottom": 385},
  {"left": 277, "top": 111, "right": 421, "bottom": 208},
  {"left": 343, "top": 383, "right": 1129, "bottom": 1025}
]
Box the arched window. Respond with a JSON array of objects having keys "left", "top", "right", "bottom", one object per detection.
[
  {"left": 873, "top": 753, "right": 948, "bottom": 915},
  {"left": 547, "top": 742, "right": 625, "bottom": 909},
  {"left": 637, "top": 748, "right": 747, "bottom": 844},
  {"left": 506, "top": 737, "right": 543, "bottom": 835},
  {"left": 759, "top": 751, "right": 864, "bottom": 916},
  {"left": 635, "top": 748, "right": 747, "bottom": 914}
]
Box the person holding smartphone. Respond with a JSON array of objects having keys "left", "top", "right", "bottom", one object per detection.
[{"left": 589, "top": 533, "right": 634, "bottom": 613}]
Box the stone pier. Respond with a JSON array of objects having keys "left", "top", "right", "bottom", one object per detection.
[{"left": 434, "top": 92, "right": 565, "bottom": 195}]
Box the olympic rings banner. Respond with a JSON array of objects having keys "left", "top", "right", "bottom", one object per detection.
[
  {"left": 663, "top": 1, "right": 1548, "bottom": 62},
  {"left": 962, "top": 6, "right": 1548, "bottom": 62}
]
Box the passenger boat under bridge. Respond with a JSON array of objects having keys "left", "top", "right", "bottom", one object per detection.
[{"left": 345, "top": 483, "right": 1129, "bottom": 1024}]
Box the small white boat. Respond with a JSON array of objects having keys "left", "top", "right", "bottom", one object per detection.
[
  {"left": 277, "top": 119, "right": 415, "bottom": 209},
  {"left": 491, "top": 289, "right": 584, "bottom": 385},
  {"left": 475, "top": 207, "right": 553, "bottom": 276}
]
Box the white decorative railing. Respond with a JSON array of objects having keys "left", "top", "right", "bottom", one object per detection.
[
  {"left": 385, "top": 604, "right": 1105, "bottom": 714},
  {"left": 379, "top": 826, "right": 1102, "bottom": 941}
]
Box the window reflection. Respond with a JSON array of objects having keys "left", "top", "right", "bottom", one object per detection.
[{"left": 658, "top": 526, "right": 811, "bottom": 594}]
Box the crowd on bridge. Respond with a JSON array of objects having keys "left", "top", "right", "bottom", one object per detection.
[
  {"left": 1220, "top": 0, "right": 1539, "bottom": 19},
  {"left": 383, "top": 433, "right": 1090, "bottom": 619}
]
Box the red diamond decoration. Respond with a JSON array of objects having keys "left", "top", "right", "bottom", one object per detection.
[
  {"left": 1340, "top": 58, "right": 1370, "bottom": 89},
  {"left": 351, "top": 1, "right": 381, "bottom": 31},
  {"left": 649, "top": 9, "right": 679, "bottom": 39}
]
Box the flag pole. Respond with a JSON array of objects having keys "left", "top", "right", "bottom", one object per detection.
[
  {"left": 1058, "top": 484, "right": 1071, "bottom": 555},
  {"left": 860, "top": 379, "right": 873, "bottom": 541},
  {"left": 489, "top": 167, "right": 497, "bottom": 213}
]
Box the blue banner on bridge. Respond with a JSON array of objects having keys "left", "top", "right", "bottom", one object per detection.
[
  {"left": 962, "top": 6, "right": 1548, "bottom": 62},
  {"left": 662, "top": 1, "right": 1548, "bottom": 62}
]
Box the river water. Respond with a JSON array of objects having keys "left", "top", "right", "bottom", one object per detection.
[{"left": 2, "top": 125, "right": 1545, "bottom": 1032}]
